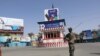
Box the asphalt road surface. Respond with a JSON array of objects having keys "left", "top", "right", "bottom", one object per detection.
[{"left": 1, "top": 42, "right": 100, "bottom": 56}]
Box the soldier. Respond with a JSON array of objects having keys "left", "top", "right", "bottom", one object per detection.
[{"left": 64, "top": 27, "right": 76, "bottom": 56}]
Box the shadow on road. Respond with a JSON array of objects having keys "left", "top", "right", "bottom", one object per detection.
[{"left": 90, "top": 53, "right": 100, "bottom": 55}]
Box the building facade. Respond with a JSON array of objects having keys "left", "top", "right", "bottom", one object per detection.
[
  {"left": 38, "top": 8, "right": 68, "bottom": 47},
  {"left": 0, "top": 17, "right": 24, "bottom": 47}
]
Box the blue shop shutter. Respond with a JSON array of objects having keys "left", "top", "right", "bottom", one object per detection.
[{"left": 0, "top": 36, "right": 7, "bottom": 42}]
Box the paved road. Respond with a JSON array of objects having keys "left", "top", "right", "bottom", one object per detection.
[{"left": 1, "top": 42, "right": 100, "bottom": 56}]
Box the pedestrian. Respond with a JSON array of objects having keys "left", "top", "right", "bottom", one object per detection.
[
  {"left": 64, "top": 27, "right": 76, "bottom": 56},
  {"left": 92, "top": 30, "right": 97, "bottom": 42},
  {"left": 37, "top": 33, "right": 43, "bottom": 47},
  {"left": 80, "top": 31, "right": 84, "bottom": 43}
]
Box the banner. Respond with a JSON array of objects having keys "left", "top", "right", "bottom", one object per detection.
[
  {"left": 44, "top": 8, "right": 59, "bottom": 21},
  {"left": 45, "top": 23, "right": 60, "bottom": 28},
  {"left": 0, "top": 17, "right": 24, "bottom": 30},
  {"left": 40, "top": 22, "right": 64, "bottom": 29}
]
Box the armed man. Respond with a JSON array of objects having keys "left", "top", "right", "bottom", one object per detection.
[{"left": 64, "top": 27, "right": 76, "bottom": 56}]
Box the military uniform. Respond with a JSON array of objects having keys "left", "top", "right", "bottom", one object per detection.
[{"left": 64, "top": 32, "right": 76, "bottom": 56}]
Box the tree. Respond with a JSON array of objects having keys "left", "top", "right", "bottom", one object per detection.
[{"left": 28, "top": 32, "right": 34, "bottom": 38}]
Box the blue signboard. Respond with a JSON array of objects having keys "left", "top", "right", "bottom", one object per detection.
[
  {"left": 48, "top": 9, "right": 57, "bottom": 20},
  {"left": 38, "top": 19, "right": 66, "bottom": 29},
  {"left": 44, "top": 8, "right": 59, "bottom": 21},
  {"left": 45, "top": 23, "right": 60, "bottom": 28},
  {"left": 83, "top": 30, "right": 92, "bottom": 39}
]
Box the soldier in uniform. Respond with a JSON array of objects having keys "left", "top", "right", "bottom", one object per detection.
[{"left": 64, "top": 27, "right": 76, "bottom": 56}]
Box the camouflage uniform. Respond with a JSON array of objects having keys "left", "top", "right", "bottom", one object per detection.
[{"left": 64, "top": 28, "right": 76, "bottom": 56}]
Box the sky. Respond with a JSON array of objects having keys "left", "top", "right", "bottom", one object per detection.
[{"left": 0, "top": 0, "right": 100, "bottom": 35}]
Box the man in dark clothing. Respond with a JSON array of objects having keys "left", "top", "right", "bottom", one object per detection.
[
  {"left": 92, "top": 31, "right": 97, "bottom": 42},
  {"left": 80, "top": 31, "right": 84, "bottom": 43},
  {"left": 5, "top": 38, "right": 11, "bottom": 47},
  {"left": 37, "top": 35, "right": 43, "bottom": 47},
  {"left": 64, "top": 27, "right": 76, "bottom": 56}
]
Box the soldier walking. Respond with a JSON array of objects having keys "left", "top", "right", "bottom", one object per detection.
[{"left": 64, "top": 27, "right": 76, "bottom": 56}]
